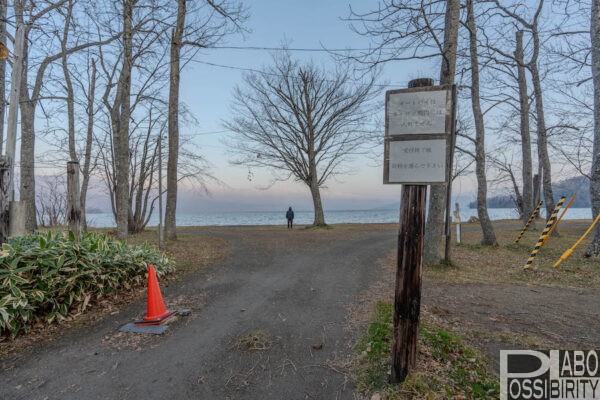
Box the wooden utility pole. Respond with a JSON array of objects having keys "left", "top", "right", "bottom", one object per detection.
[
  {"left": 66, "top": 162, "right": 81, "bottom": 236},
  {"left": 390, "top": 78, "right": 432, "bottom": 383},
  {"left": 385, "top": 77, "right": 455, "bottom": 383},
  {"left": 391, "top": 181, "right": 427, "bottom": 383}
]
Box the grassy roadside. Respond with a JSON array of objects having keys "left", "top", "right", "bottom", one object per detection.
[
  {"left": 352, "top": 219, "right": 600, "bottom": 399},
  {"left": 354, "top": 302, "right": 499, "bottom": 399},
  {"left": 426, "top": 220, "right": 600, "bottom": 288}
]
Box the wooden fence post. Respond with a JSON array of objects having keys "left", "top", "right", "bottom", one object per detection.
[
  {"left": 0, "top": 156, "right": 11, "bottom": 244},
  {"left": 67, "top": 161, "right": 81, "bottom": 236}
]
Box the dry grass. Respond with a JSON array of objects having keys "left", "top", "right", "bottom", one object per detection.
[
  {"left": 235, "top": 330, "right": 272, "bottom": 352},
  {"left": 116, "top": 228, "right": 229, "bottom": 275},
  {"left": 426, "top": 219, "right": 600, "bottom": 288}
]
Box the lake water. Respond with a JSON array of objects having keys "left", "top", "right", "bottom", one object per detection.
[{"left": 86, "top": 208, "right": 593, "bottom": 228}]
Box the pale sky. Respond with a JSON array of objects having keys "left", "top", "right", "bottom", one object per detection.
[{"left": 172, "top": 0, "right": 473, "bottom": 212}]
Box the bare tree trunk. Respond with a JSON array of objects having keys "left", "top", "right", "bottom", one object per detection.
[
  {"left": 467, "top": 0, "right": 497, "bottom": 246},
  {"left": 66, "top": 161, "right": 81, "bottom": 235},
  {"left": 530, "top": 68, "right": 554, "bottom": 219},
  {"left": 165, "top": 0, "right": 186, "bottom": 240},
  {"left": 586, "top": 0, "right": 600, "bottom": 257},
  {"left": 529, "top": 15, "right": 555, "bottom": 223},
  {"left": 60, "top": 0, "right": 76, "bottom": 163},
  {"left": 113, "top": 0, "right": 135, "bottom": 240},
  {"left": 19, "top": 47, "right": 37, "bottom": 233},
  {"left": 80, "top": 59, "right": 97, "bottom": 232},
  {"left": 0, "top": 1, "right": 6, "bottom": 154},
  {"left": 424, "top": 0, "right": 460, "bottom": 264},
  {"left": 516, "top": 30, "right": 534, "bottom": 224},
  {"left": 12, "top": 7, "right": 36, "bottom": 233},
  {"left": 309, "top": 162, "right": 326, "bottom": 226}
]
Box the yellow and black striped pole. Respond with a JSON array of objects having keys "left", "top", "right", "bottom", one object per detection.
[
  {"left": 515, "top": 200, "right": 543, "bottom": 243},
  {"left": 541, "top": 194, "right": 576, "bottom": 246},
  {"left": 554, "top": 212, "right": 600, "bottom": 268},
  {"left": 523, "top": 197, "right": 566, "bottom": 269}
]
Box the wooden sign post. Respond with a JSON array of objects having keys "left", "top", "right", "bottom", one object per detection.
[{"left": 384, "top": 78, "right": 455, "bottom": 383}]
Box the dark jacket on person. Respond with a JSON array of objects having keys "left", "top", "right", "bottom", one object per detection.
[{"left": 286, "top": 208, "right": 294, "bottom": 220}]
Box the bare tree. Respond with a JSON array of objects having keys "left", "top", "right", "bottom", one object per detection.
[
  {"left": 128, "top": 106, "right": 163, "bottom": 233},
  {"left": 515, "top": 29, "right": 534, "bottom": 223},
  {"left": 0, "top": 0, "right": 6, "bottom": 153},
  {"left": 587, "top": 0, "right": 600, "bottom": 256},
  {"left": 489, "top": 152, "right": 524, "bottom": 216},
  {"left": 490, "top": 0, "right": 556, "bottom": 221},
  {"left": 465, "top": 0, "right": 497, "bottom": 245},
  {"left": 11, "top": 0, "right": 116, "bottom": 233},
  {"left": 36, "top": 175, "right": 66, "bottom": 227},
  {"left": 97, "top": 99, "right": 212, "bottom": 234},
  {"left": 347, "top": 0, "right": 461, "bottom": 263},
  {"left": 225, "top": 54, "right": 377, "bottom": 226},
  {"left": 94, "top": 0, "right": 170, "bottom": 239},
  {"left": 110, "top": 0, "right": 135, "bottom": 240},
  {"left": 78, "top": 57, "right": 98, "bottom": 232},
  {"left": 165, "top": 0, "right": 247, "bottom": 240}
]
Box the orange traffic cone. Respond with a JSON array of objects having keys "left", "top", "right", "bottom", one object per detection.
[{"left": 135, "top": 265, "right": 177, "bottom": 325}]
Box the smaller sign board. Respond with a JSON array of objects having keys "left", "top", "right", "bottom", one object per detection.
[
  {"left": 387, "top": 139, "right": 446, "bottom": 183},
  {"left": 383, "top": 85, "right": 454, "bottom": 185}
]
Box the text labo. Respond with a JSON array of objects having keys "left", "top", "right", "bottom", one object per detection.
[{"left": 500, "top": 350, "right": 600, "bottom": 400}]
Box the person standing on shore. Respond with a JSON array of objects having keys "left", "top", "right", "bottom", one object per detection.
[{"left": 286, "top": 207, "right": 294, "bottom": 229}]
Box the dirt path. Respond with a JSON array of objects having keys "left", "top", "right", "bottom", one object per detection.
[{"left": 0, "top": 226, "right": 397, "bottom": 400}]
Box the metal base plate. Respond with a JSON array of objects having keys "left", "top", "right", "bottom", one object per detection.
[{"left": 119, "top": 322, "right": 169, "bottom": 335}]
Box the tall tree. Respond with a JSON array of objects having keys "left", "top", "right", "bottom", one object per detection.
[
  {"left": 165, "top": 0, "right": 246, "bottom": 240},
  {"left": 12, "top": 0, "right": 115, "bottom": 233},
  {"left": 515, "top": 29, "right": 534, "bottom": 223},
  {"left": 112, "top": 0, "right": 135, "bottom": 240},
  {"left": 0, "top": 0, "right": 6, "bottom": 154},
  {"left": 225, "top": 54, "right": 376, "bottom": 226},
  {"left": 347, "top": 0, "right": 461, "bottom": 263},
  {"left": 79, "top": 58, "right": 97, "bottom": 232},
  {"left": 587, "top": 0, "right": 600, "bottom": 256},
  {"left": 466, "top": 0, "right": 497, "bottom": 245},
  {"left": 492, "top": 0, "right": 555, "bottom": 221},
  {"left": 165, "top": 0, "right": 186, "bottom": 240},
  {"left": 424, "top": 0, "right": 460, "bottom": 263}
]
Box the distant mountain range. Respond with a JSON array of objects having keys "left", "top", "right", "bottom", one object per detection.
[{"left": 469, "top": 176, "right": 590, "bottom": 209}]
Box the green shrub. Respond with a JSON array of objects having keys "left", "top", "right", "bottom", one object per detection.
[{"left": 0, "top": 231, "right": 174, "bottom": 338}]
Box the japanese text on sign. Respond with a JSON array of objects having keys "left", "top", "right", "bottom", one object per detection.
[
  {"left": 387, "top": 90, "right": 448, "bottom": 135},
  {"left": 387, "top": 140, "right": 446, "bottom": 183}
]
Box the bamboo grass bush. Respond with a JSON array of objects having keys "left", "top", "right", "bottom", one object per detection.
[{"left": 0, "top": 231, "right": 174, "bottom": 338}]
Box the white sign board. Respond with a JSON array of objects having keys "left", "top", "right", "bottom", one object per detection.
[
  {"left": 383, "top": 85, "right": 454, "bottom": 185},
  {"left": 388, "top": 140, "right": 446, "bottom": 183},
  {"left": 387, "top": 90, "right": 449, "bottom": 135}
]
